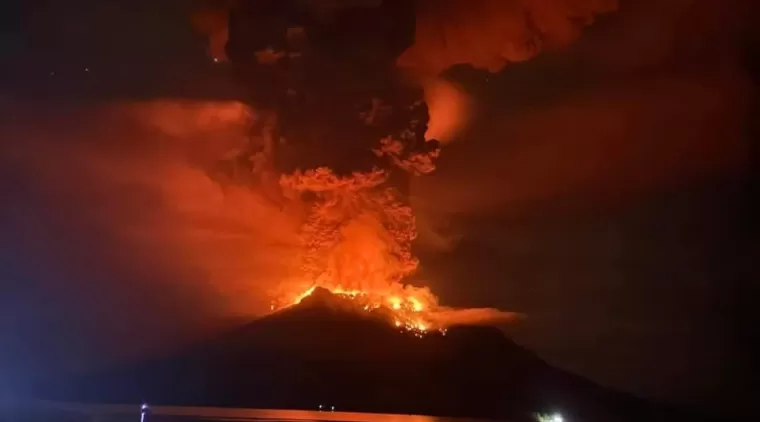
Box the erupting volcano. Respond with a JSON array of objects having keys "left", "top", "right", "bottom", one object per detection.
[{"left": 265, "top": 141, "right": 496, "bottom": 334}]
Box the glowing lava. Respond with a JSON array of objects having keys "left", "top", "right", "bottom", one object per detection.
[{"left": 276, "top": 284, "right": 440, "bottom": 334}]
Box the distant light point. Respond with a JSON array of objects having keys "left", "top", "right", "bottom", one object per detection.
[
  {"left": 536, "top": 412, "right": 564, "bottom": 422},
  {"left": 213, "top": 57, "right": 219, "bottom": 63},
  {"left": 84, "top": 67, "right": 90, "bottom": 72}
]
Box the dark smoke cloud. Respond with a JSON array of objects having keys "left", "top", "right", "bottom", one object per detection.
[
  {"left": 191, "top": 0, "right": 385, "bottom": 62},
  {"left": 192, "top": 1, "right": 617, "bottom": 142},
  {"left": 0, "top": 100, "right": 303, "bottom": 376}
]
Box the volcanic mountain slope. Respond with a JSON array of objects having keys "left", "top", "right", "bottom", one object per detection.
[{"left": 43, "top": 289, "right": 687, "bottom": 422}]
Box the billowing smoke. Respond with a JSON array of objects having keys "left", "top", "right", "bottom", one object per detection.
[
  {"left": 422, "top": 78, "right": 473, "bottom": 143},
  {"left": 191, "top": 1, "right": 617, "bottom": 143},
  {"left": 398, "top": 0, "right": 617, "bottom": 76},
  {"left": 404, "top": 0, "right": 617, "bottom": 145}
]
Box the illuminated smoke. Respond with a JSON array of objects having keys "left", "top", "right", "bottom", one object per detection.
[
  {"left": 192, "top": 1, "right": 616, "bottom": 142},
  {"left": 8, "top": 0, "right": 621, "bottom": 347},
  {"left": 274, "top": 166, "right": 441, "bottom": 331},
  {"left": 183, "top": 1, "right": 622, "bottom": 329},
  {"left": 1, "top": 100, "right": 303, "bottom": 327},
  {"left": 398, "top": 0, "right": 618, "bottom": 76},
  {"left": 193, "top": 1, "right": 617, "bottom": 74},
  {"left": 397, "top": 0, "right": 618, "bottom": 144},
  {"left": 272, "top": 133, "right": 518, "bottom": 330},
  {"left": 422, "top": 78, "right": 473, "bottom": 143}
]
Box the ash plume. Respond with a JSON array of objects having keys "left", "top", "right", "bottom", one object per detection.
[
  {"left": 184, "top": 0, "right": 621, "bottom": 318},
  {"left": 191, "top": 1, "right": 617, "bottom": 144}
]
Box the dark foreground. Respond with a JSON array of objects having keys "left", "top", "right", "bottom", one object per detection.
[
  {"left": 30, "top": 290, "right": 702, "bottom": 422},
  {"left": 2, "top": 399, "right": 495, "bottom": 422}
]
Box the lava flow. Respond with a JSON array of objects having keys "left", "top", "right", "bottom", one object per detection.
[{"left": 280, "top": 284, "right": 440, "bottom": 335}]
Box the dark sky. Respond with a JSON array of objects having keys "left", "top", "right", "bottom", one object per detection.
[
  {"left": 0, "top": 0, "right": 757, "bottom": 419},
  {"left": 413, "top": 3, "right": 758, "bottom": 414}
]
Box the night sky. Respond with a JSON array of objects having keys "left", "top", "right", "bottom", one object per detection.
[{"left": 0, "top": 1, "right": 757, "bottom": 419}]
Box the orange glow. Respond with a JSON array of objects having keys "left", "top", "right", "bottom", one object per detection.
[
  {"left": 389, "top": 296, "right": 402, "bottom": 310},
  {"left": 409, "top": 297, "right": 424, "bottom": 312},
  {"left": 267, "top": 156, "right": 446, "bottom": 334},
  {"left": 422, "top": 78, "right": 473, "bottom": 143},
  {"left": 398, "top": 0, "right": 617, "bottom": 76},
  {"left": 280, "top": 284, "right": 436, "bottom": 333},
  {"left": 292, "top": 286, "right": 317, "bottom": 304},
  {"left": 265, "top": 134, "right": 520, "bottom": 334}
]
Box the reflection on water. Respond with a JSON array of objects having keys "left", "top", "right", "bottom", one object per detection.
[{"left": 1, "top": 400, "right": 499, "bottom": 422}]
